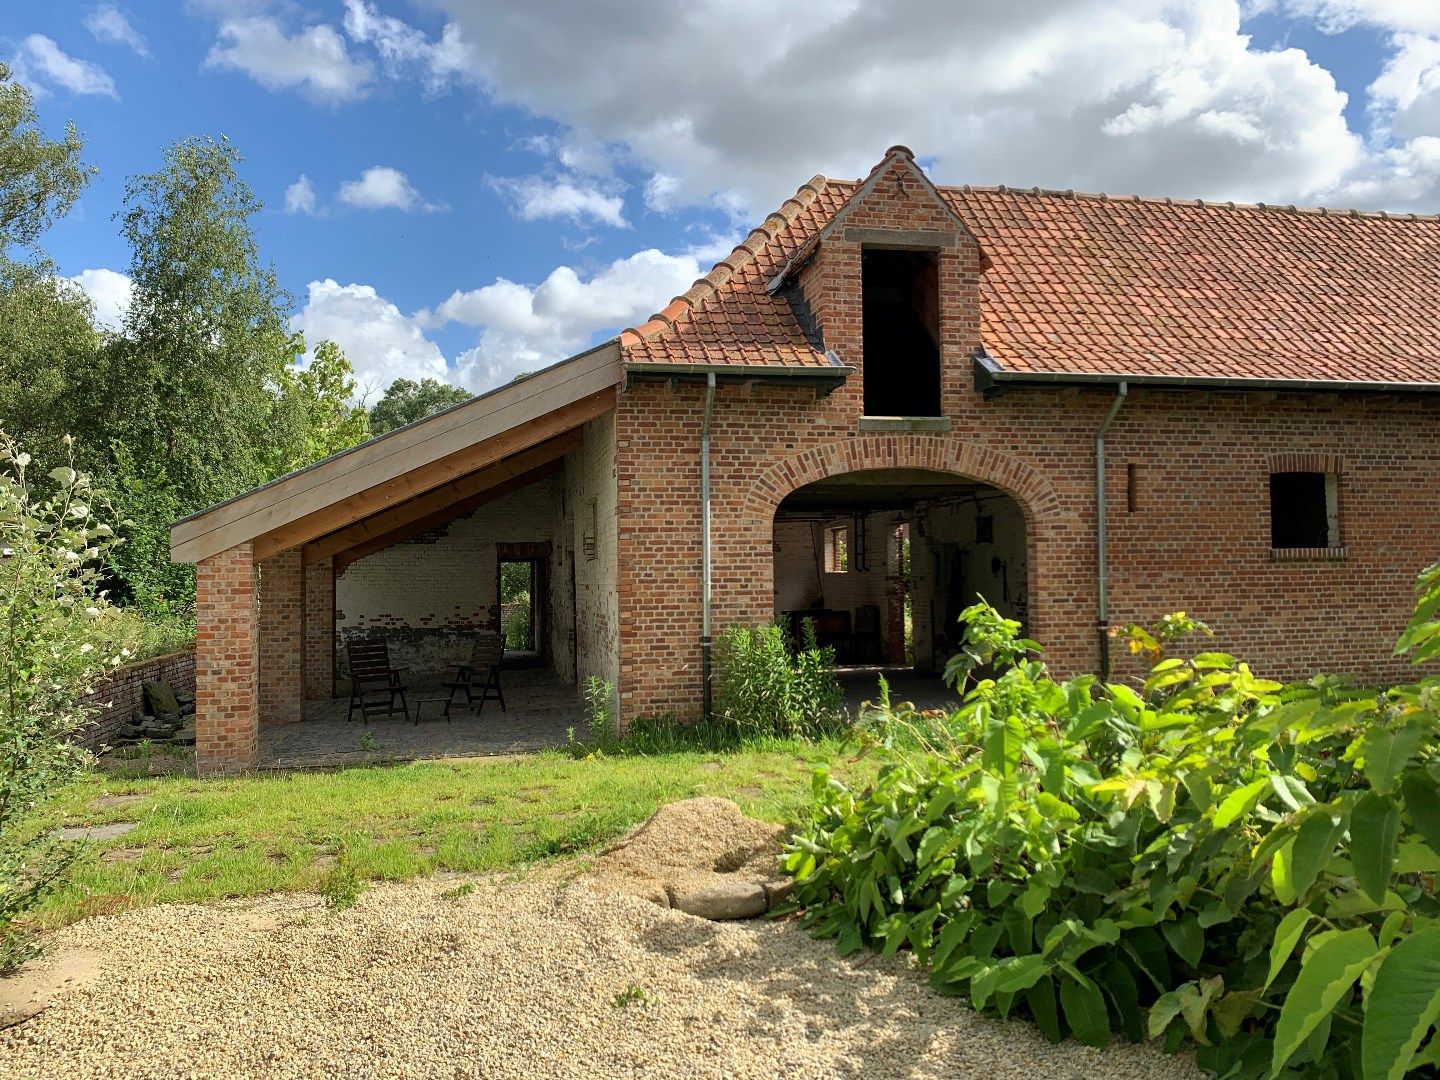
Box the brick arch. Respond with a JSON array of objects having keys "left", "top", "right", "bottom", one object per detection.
[{"left": 742, "top": 435, "right": 1064, "bottom": 527}]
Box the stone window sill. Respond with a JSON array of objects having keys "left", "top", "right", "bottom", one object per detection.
[
  {"left": 858, "top": 416, "right": 952, "bottom": 433},
  {"left": 1270, "top": 546, "right": 1347, "bottom": 562}
]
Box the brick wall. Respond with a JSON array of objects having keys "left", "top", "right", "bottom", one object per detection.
[
  {"left": 195, "top": 543, "right": 258, "bottom": 775},
  {"left": 614, "top": 152, "right": 1440, "bottom": 719},
  {"left": 258, "top": 548, "right": 304, "bottom": 724},
  {"left": 303, "top": 556, "right": 334, "bottom": 700},
  {"left": 75, "top": 648, "right": 196, "bottom": 751},
  {"left": 569, "top": 413, "right": 620, "bottom": 712}
]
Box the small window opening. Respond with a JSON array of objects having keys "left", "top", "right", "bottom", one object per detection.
[
  {"left": 975, "top": 514, "right": 994, "bottom": 545},
  {"left": 1270, "top": 471, "right": 1339, "bottom": 549},
  {"left": 862, "top": 248, "right": 941, "bottom": 417},
  {"left": 824, "top": 524, "right": 849, "bottom": 573},
  {"left": 1126, "top": 464, "right": 1138, "bottom": 513}
]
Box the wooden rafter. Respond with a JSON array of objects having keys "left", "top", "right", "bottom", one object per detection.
[
  {"left": 243, "top": 392, "right": 608, "bottom": 562},
  {"left": 300, "top": 431, "right": 580, "bottom": 566},
  {"left": 171, "top": 341, "right": 620, "bottom": 565},
  {"left": 330, "top": 459, "right": 564, "bottom": 573}
]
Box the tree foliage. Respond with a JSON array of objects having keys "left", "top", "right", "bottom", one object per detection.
[
  {"left": 0, "top": 433, "right": 119, "bottom": 973},
  {"left": 788, "top": 580, "right": 1440, "bottom": 1079},
  {"left": 269, "top": 339, "right": 370, "bottom": 475},
  {"left": 368, "top": 377, "right": 471, "bottom": 436},
  {"left": 0, "top": 63, "right": 93, "bottom": 252}
]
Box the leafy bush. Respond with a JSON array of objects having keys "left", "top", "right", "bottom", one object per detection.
[
  {"left": 713, "top": 618, "right": 844, "bottom": 739},
  {"left": 0, "top": 434, "right": 120, "bottom": 972},
  {"left": 786, "top": 582, "right": 1440, "bottom": 1079},
  {"left": 503, "top": 601, "right": 531, "bottom": 650},
  {"left": 86, "top": 605, "right": 194, "bottom": 665}
]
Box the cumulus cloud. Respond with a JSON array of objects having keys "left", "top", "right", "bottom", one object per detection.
[
  {"left": 85, "top": 5, "right": 150, "bottom": 57},
  {"left": 69, "top": 268, "right": 133, "bottom": 331},
  {"left": 283, "top": 175, "right": 319, "bottom": 215},
  {"left": 426, "top": 0, "right": 1439, "bottom": 213},
  {"left": 341, "top": 0, "right": 477, "bottom": 93},
  {"left": 426, "top": 248, "right": 701, "bottom": 387},
  {"left": 336, "top": 166, "right": 442, "bottom": 212},
  {"left": 488, "top": 174, "right": 628, "bottom": 227},
  {"left": 292, "top": 279, "right": 450, "bottom": 398},
  {"left": 204, "top": 16, "right": 372, "bottom": 104},
  {"left": 9, "top": 35, "right": 118, "bottom": 99}
]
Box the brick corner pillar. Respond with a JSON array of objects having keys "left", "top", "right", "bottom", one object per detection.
[
  {"left": 196, "top": 542, "right": 260, "bottom": 775},
  {"left": 258, "top": 547, "right": 305, "bottom": 725},
  {"left": 303, "top": 555, "right": 335, "bottom": 700}
]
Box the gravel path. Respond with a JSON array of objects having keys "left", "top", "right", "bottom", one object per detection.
[{"left": 0, "top": 873, "right": 1199, "bottom": 1079}]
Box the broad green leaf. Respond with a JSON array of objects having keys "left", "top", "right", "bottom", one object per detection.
[
  {"left": 1266, "top": 910, "right": 1315, "bottom": 989},
  {"left": 1162, "top": 915, "right": 1204, "bottom": 970},
  {"left": 992, "top": 954, "right": 1050, "bottom": 995},
  {"left": 1271, "top": 838, "right": 1298, "bottom": 906},
  {"left": 1363, "top": 727, "right": 1424, "bottom": 795},
  {"left": 1289, "top": 809, "right": 1347, "bottom": 902},
  {"left": 1214, "top": 778, "right": 1269, "bottom": 828},
  {"left": 1361, "top": 926, "right": 1440, "bottom": 1080},
  {"left": 916, "top": 825, "right": 948, "bottom": 867},
  {"left": 1026, "top": 977, "right": 1062, "bottom": 1043},
  {"left": 1270, "top": 927, "right": 1379, "bottom": 1077},
  {"left": 1400, "top": 772, "right": 1440, "bottom": 852},
  {"left": 1060, "top": 973, "right": 1111, "bottom": 1048},
  {"left": 1270, "top": 774, "right": 1315, "bottom": 811},
  {"left": 1102, "top": 959, "right": 1145, "bottom": 1043},
  {"left": 1352, "top": 793, "right": 1401, "bottom": 904}
]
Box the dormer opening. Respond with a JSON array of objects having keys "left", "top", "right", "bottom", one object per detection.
[{"left": 862, "top": 247, "right": 941, "bottom": 417}]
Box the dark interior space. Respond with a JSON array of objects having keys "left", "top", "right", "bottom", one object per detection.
[
  {"left": 861, "top": 248, "right": 941, "bottom": 417},
  {"left": 1270, "top": 471, "right": 1331, "bottom": 548}
]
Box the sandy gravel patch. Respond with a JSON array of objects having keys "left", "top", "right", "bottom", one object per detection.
[{"left": 0, "top": 872, "right": 1199, "bottom": 1080}]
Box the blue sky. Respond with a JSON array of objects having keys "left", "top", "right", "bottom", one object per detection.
[{"left": 7, "top": 1, "right": 1439, "bottom": 398}]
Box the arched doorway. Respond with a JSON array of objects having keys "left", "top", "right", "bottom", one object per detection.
[{"left": 771, "top": 468, "right": 1029, "bottom": 709}]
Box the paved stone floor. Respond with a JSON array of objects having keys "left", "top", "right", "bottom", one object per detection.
[
  {"left": 259, "top": 667, "right": 591, "bottom": 769},
  {"left": 837, "top": 666, "right": 959, "bottom": 716}
]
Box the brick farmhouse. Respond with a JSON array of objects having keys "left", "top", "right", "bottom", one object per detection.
[{"left": 171, "top": 147, "right": 1440, "bottom": 774}]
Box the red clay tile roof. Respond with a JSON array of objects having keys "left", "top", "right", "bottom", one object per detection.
[{"left": 620, "top": 162, "right": 1440, "bottom": 387}]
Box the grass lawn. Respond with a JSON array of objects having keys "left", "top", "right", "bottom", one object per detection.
[{"left": 33, "top": 737, "right": 858, "bottom": 929}]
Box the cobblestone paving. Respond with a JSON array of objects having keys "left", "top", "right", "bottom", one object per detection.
[{"left": 259, "top": 668, "right": 590, "bottom": 769}]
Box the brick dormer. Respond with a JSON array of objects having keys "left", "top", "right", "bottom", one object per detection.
[{"left": 774, "top": 146, "right": 985, "bottom": 421}]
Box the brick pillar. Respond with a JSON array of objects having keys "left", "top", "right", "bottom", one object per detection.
[
  {"left": 304, "top": 556, "right": 335, "bottom": 700},
  {"left": 196, "top": 543, "right": 259, "bottom": 775},
  {"left": 258, "top": 548, "right": 305, "bottom": 725}
]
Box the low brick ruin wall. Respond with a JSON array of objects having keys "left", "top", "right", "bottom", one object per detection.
[{"left": 75, "top": 648, "right": 196, "bottom": 752}]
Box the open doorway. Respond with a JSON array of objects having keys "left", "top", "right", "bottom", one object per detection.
[
  {"left": 498, "top": 557, "right": 545, "bottom": 667},
  {"left": 862, "top": 248, "right": 941, "bottom": 417},
  {"left": 772, "top": 468, "right": 1028, "bottom": 708}
]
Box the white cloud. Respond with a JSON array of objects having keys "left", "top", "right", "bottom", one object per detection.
[
  {"left": 427, "top": 248, "right": 701, "bottom": 387},
  {"left": 341, "top": 0, "right": 476, "bottom": 93},
  {"left": 1253, "top": 1, "right": 1440, "bottom": 35},
  {"left": 488, "top": 174, "right": 628, "bottom": 227},
  {"left": 292, "top": 280, "right": 449, "bottom": 398},
  {"left": 284, "top": 175, "right": 318, "bottom": 215},
  {"left": 429, "top": 0, "right": 1439, "bottom": 214},
  {"left": 10, "top": 35, "right": 118, "bottom": 99},
  {"left": 69, "top": 268, "right": 133, "bottom": 331},
  {"left": 204, "top": 16, "right": 372, "bottom": 104},
  {"left": 336, "top": 166, "right": 442, "bottom": 212},
  {"left": 85, "top": 5, "right": 150, "bottom": 57}
]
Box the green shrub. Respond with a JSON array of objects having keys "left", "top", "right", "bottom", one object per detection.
[
  {"left": 86, "top": 605, "right": 195, "bottom": 665},
  {"left": 503, "top": 601, "right": 531, "bottom": 650},
  {"left": 0, "top": 434, "right": 119, "bottom": 972},
  {"left": 714, "top": 619, "right": 844, "bottom": 740},
  {"left": 787, "top": 578, "right": 1440, "bottom": 1080}
]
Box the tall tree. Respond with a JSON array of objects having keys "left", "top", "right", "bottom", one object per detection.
[
  {"left": 268, "top": 339, "right": 371, "bottom": 474},
  {"left": 85, "top": 135, "right": 302, "bottom": 610},
  {"left": 369, "top": 376, "right": 471, "bottom": 436},
  {"left": 0, "top": 64, "right": 98, "bottom": 468}
]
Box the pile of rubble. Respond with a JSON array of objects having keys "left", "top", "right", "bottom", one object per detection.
[{"left": 588, "top": 797, "right": 794, "bottom": 920}]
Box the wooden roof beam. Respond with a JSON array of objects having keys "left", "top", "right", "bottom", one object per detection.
[
  {"left": 239, "top": 392, "right": 607, "bottom": 563},
  {"left": 331, "top": 459, "right": 565, "bottom": 573},
  {"left": 299, "top": 431, "right": 580, "bottom": 566}
]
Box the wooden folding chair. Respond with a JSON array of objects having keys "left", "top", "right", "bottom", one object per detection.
[
  {"left": 346, "top": 639, "right": 410, "bottom": 722},
  {"left": 440, "top": 635, "right": 507, "bottom": 717}
]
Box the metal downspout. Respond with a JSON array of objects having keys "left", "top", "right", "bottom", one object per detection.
[
  {"left": 700, "top": 372, "right": 717, "bottom": 719},
  {"left": 1095, "top": 381, "right": 1129, "bottom": 678}
]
